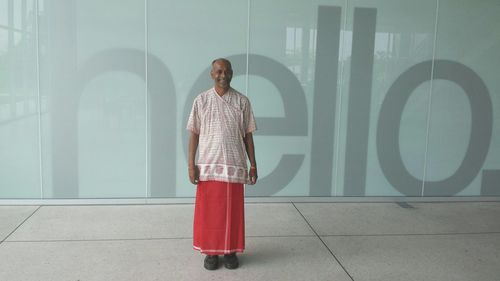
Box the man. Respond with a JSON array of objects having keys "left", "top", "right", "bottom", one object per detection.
[{"left": 186, "top": 58, "right": 258, "bottom": 270}]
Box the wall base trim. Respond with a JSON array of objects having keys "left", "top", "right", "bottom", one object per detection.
[{"left": 1, "top": 196, "right": 499, "bottom": 206}]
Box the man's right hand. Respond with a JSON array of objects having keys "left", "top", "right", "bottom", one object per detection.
[{"left": 188, "top": 165, "right": 199, "bottom": 185}]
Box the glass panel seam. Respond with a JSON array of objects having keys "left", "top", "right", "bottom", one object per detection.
[
  {"left": 422, "top": 0, "right": 440, "bottom": 197},
  {"left": 35, "top": 0, "right": 44, "bottom": 199},
  {"left": 334, "top": 0, "right": 350, "bottom": 196},
  {"left": 145, "top": 0, "right": 150, "bottom": 198},
  {"left": 245, "top": 0, "right": 251, "bottom": 95}
]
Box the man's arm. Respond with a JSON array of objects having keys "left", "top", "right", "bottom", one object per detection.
[
  {"left": 188, "top": 132, "right": 200, "bottom": 185},
  {"left": 244, "top": 132, "right": 258, "bottom": 184}
]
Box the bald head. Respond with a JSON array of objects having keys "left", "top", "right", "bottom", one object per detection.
[{"left": 211, "top": 58, "right": 232, "bottom": 69}]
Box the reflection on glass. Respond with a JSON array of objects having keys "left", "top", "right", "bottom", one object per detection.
[
  {"left": 0, "top": 0, "right": 39, "bottom": 198},
  {"left": 0, "top": 0, "right": 37, "bottom": 122}
]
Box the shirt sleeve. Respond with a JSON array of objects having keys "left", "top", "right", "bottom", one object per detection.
[
  {"left": 243, "top": 98, "right": 257, "bottom": 134},
  {"left": 186, "top": 98, "right": 200, "bottom": 134}
]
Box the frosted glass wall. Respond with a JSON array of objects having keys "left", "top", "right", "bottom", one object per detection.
[{"left": 1, "top": 0, "right": 499, "bottom": 199}]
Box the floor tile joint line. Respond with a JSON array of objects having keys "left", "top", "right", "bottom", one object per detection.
[
  {"left": 321, "top": 231, "right": 500, "bottom": 237},
  {"left": 1, "top": 206, "right": 42, "bottom": 245},
  {"left": 292, "top": 202, "right": 355, "bottom": 281},
  {"left": 4, "top": 234, "right": 321, "bottom": 244}
]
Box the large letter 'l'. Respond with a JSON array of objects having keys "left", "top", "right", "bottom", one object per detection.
[
  {"left": 344, "top": 8, "right": 377, "bottom": 196},
  {"left": 310, "top": 6, "right": 342, "bottom": 196}
]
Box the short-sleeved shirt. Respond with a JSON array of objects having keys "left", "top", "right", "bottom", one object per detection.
[{"left": 187, "top": 87, "right": 257, "bottom": 184}]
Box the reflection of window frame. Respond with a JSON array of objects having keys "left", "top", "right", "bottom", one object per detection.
[
  {"left": 0, "top": 0, "right": 38, "bottom": 123},
  {"left": 286, "top": 26, "right": 319, "bottom": 84},
  {"left": 285, "top": 26, "right": 303, "bottom": 56}
]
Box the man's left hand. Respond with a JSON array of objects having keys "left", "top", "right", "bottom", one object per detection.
[{"left": 249, "top": 167, "right": 258, "bottom": 185}]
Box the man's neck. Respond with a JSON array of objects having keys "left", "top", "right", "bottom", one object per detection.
[{"left": 214, "top": 86, "right": 229, "bottom": 96}]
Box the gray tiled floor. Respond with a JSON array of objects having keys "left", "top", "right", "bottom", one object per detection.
[{"left": 1, "top": 202, "right": 499, "bottom": 281}]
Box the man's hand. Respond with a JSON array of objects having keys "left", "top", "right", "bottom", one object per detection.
[
  {"left": 244, "top": 132, "right": 257, "bottom": 185},
  {"left": 189, "top": 165, "right": 199, "bottom": 185},
  {"left": 249, "top": 167, "right": 258, "bottom": 185}
]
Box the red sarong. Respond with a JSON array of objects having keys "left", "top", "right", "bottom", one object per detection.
[{"left": 193, "top": 180, "right": 245, "bottom": 255}]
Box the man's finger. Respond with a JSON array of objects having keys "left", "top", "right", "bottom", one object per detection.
[{"left": 250, "top": 176, "right": 256, "bottom": 184}]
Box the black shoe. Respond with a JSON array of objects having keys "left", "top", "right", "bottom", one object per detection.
[
  {"left": 204, "top": 255, "right": 219, "bottom": 270},
  {"left": 223, "top": 253, "right": 239, "bottom": 269}
]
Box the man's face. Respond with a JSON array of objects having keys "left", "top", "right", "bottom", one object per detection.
[{"left": 210, "top": 60, "right": 233, "bottom": 90}]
